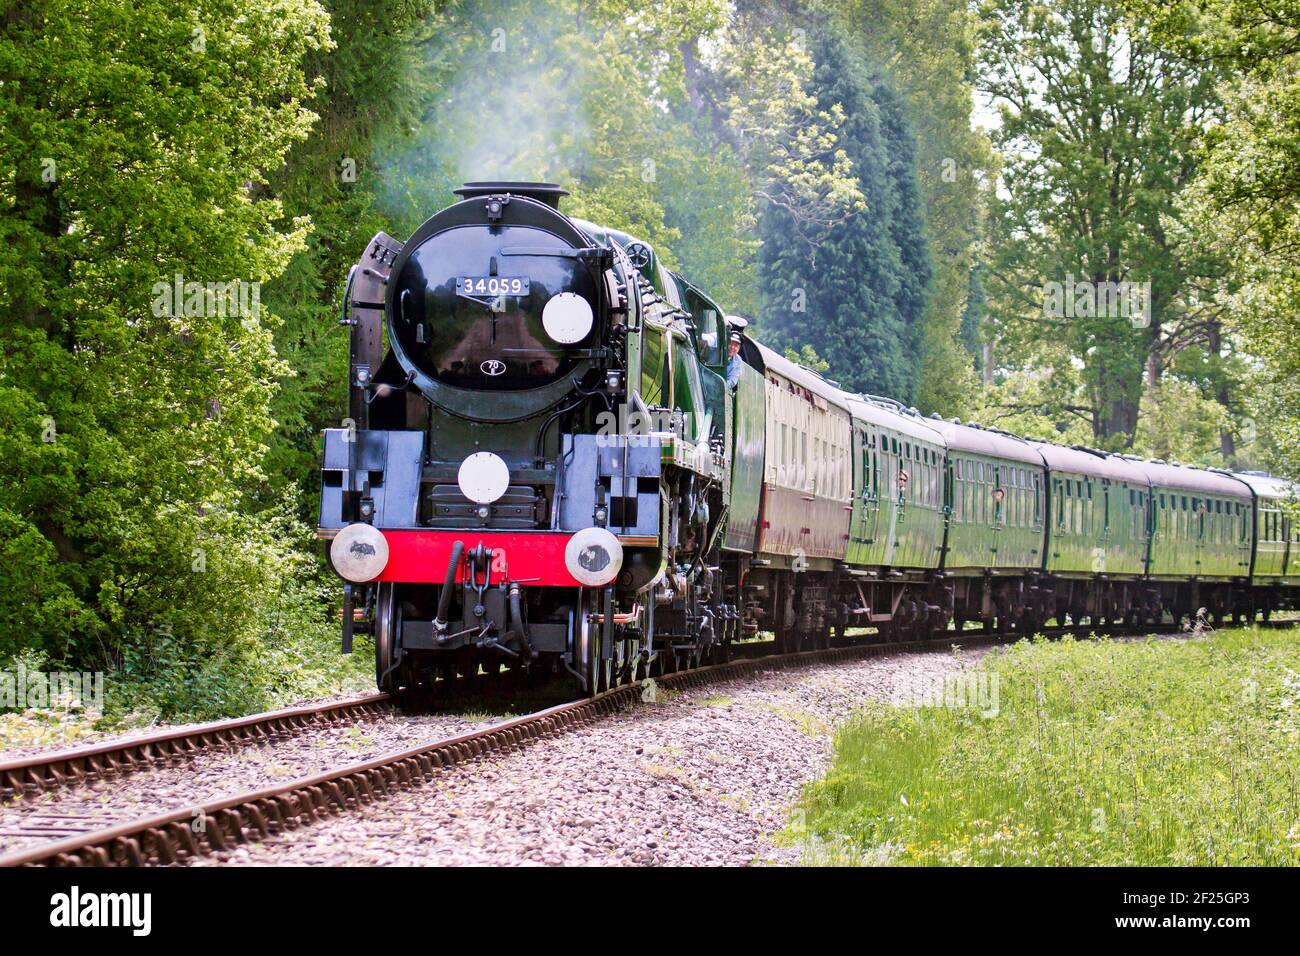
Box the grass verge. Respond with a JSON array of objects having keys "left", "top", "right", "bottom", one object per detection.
[{"left": 788, "top": 626, "right": 1300, "bottom": 865}]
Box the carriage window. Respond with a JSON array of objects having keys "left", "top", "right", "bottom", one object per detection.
[
  {"left": 795, "top": 434, "right": 806, "bottom": 494},
  {"left": 780, "top": 424, "right": 788, "bottom": 483}
]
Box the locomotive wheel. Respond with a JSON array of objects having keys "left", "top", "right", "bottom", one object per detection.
[
  {"left": 575, "top": 590, "right": 600, "bottom": 696},
  {"left": 374, "top": 583, "right": 401, "bottom": 693}
]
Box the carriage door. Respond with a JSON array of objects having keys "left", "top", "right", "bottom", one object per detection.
[
  {"left": 1192, "top": 495, "right": 1208, "bottom": 576},
  {"left": 1099, "top": 480, "right": 1111, "bottom": 569},
  {"left": 850, "top": 426, "right": 877, "bottom": 560},
  {"left": 990, "top": 462, "right": 1004, "bottom": 570},
  {"left": 942, "top": 456, "right": 954, "bottom": 570}
]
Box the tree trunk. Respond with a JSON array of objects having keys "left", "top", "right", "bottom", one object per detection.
[
  {"left": 1207, "top": 321, "right": 1236, "bottom": 463},
  {"left": 1096, "top": 353, "right": 1142, "bottom": 447}
]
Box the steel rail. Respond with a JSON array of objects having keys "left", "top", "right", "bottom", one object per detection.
[
  {"left": 5, "top": 618, "right": 1293, "bottom": 867},
  {"left": 0, "top": 635, "right": 995, "bottom": 868},
  {"left": 0, "top": 693, "right": 392, "bottom": 801},
  {"left": 6, "top": 615, "right": 1290, "bottom": 804}
]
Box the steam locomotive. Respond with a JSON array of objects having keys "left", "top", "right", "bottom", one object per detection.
[{"left": 318, "top": 181, "right": 1299, "bottom": 694}]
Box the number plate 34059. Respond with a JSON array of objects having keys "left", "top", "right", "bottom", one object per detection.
[{"left": 457, "top": 276, "right": 529, "bottom": 296}]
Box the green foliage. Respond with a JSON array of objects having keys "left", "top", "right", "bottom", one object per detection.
[
  {"left": 759, "top": 33, "right": 933, "bottom": 401},
  {"left": 783, "top": 344, "right": 831, "bottom": 374},
  {"left": 0, "top": 1, "right": 343, "bottom": 699},
  {"left": 713, "top": 24, "right": 866, "bottom": 245},
  {"left": 102, "top": 538, "right": 372, "bottom": 722},
  {"left": 1132, "top": 379, "right": 1232, "bottom": 466},
  {"left": 260, "top": 0, "right": 445, "bottom": 508},
  {"left": 969, "top": 368, "right": 1096, "bottom": 447},
  {"left": 978, "top": 0, "right": 1230, "bottom": 448},
  {"left": 834, "top": 0, "right": 993, "bottom": 416},
  {"left": 792, "top": 628, "right": 1300, "bottom": 865},
  {"left": 1124, "top": 0, "right": 1300, "bottom": 481}
]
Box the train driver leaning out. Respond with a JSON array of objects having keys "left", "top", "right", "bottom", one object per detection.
[{"left": 726, "top": 331, "right": 743, "bottom": 389}]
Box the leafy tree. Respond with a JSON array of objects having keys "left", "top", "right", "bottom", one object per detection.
[
  {"left": 977, "top": 0, "right": 1226, "bottom": 448},
  {"left": 261, "top": 0, "right": 444, "bottom": 507},
  {"left": 759, "top": 32, "right": 933, "bottom": 401},
  {"left": 1124, "top": 0, "right": 1300, "bottom": 480},
  {"left": 833, "top": 0, "right": 993, "bottom": 415},
  {"left": 783, "top": 344, "right": 831, "bottom": 374},
  {"left": 0, "top": 0, "right": 331, "bottom": 677},
  {"left": 971, "top": 365, "right": 1096, "bottom": 446},
  {"left": 1133, "top": 378, "right": 1233, "bottom": 466}
]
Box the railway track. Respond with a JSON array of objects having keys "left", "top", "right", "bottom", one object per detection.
[
  {"left": 0, "top": 631, "right": 1012, "bottom": 868},
  {"left": 3, "top": 617, "right": 1292, "bottom": 868},
  {"left": 0, "top": 693, "right": 393, "bottom": 802}
]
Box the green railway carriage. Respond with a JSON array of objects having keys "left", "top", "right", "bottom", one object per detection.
[
  {"left": 924, "top": 419, "right": 1046, "bottom": 574},
  {"left": 844, "top": 396, "right": 946, "bottom": 572},
  {"left": 1030, "top": 443, "right": 1148, "bottom": 578},
  {"left": 1235, "top": 472, "right": 1295, "bottom": 583},
  {"left": 1124, "top": 459, "right": 1252, "bottom": 581}
]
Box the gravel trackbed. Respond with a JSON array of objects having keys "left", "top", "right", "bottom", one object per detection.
[{"left": 190, "top": 646, "right": 987, "bottom": 866}]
